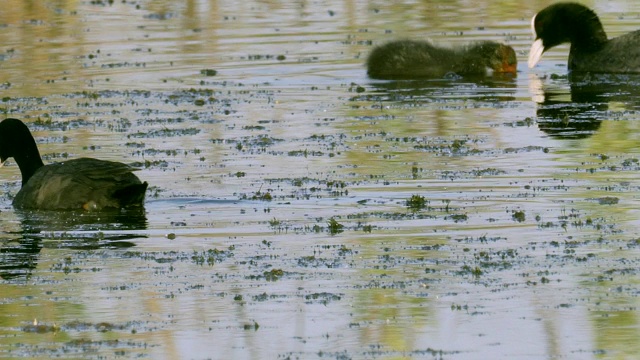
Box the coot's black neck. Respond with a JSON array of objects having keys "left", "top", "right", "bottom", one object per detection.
[
  {"left": 14, "top": 147, "right": 44, "bottom": 187},
  {"left": 2, "top": 118, "right": 46, "bottom": 187}
]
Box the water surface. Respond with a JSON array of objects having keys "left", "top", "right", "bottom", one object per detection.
[{"left": 1, "top": 0, "right": 640, "bottom": 359}]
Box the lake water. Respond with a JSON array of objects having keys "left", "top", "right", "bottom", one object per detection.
[{"left": 1, "top": 0, "right": 640, "bottom": 359}]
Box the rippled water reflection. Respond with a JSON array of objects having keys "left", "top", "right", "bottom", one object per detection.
[{"left": 2, "top": 0, "right": 640, "bottom": 359}]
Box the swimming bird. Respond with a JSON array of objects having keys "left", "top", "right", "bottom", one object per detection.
[
  {"left": 367, "top": 40, "right": 517, "bottom": 79},
  {"left": 528, "top": 2, "right": 640, "bottom": 72},
  {"left": 0, "top": 118, "right": 148, "bottom": 210}
]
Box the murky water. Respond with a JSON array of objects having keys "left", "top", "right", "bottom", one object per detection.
[{"left": 1, "top": 0, "right": 640, "bottom": 359}]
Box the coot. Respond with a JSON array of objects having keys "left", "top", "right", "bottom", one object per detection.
[
  {"left": 367, "top": 40, "right": 517, "bottom": 79},
  {"left": 528, "top": 2, "right": 640, "bottom": 72},
  {"left": 0, "top": 118, "right": 148, "bottom": 210}
]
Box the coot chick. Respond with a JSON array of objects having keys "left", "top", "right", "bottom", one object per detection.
[
  {"left": 0, "top": 118, "right": 148, "bottom": 211},
  {"left": 528, "top": 2, "right": 640, "bottom": 72},
  {"left": 367, "top": 40, "right": 517, "bottom": 79}
]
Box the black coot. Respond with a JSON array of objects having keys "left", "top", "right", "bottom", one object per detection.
[
  {"left": 367, "top": 40, "right": 517, "bottom": 79},
  {"left": 0, "top": 118, "right": 148, "bottom": 210},
  {"left": 529, "top": 2, "right": 640, "bottom": 72}
]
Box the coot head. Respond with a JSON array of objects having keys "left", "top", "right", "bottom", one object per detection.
[
  {"left": 0, "top": 118, "right": 44, "bottom": 186},
  {"left": 528, "top": 2, "right": 608, "bottom": 68},
  {"left": 475, "top": 42, "right": 518, "bottom": 74}
]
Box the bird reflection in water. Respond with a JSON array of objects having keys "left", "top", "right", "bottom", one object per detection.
[
  {"left": 530, "top": 73, "right": 640, "bottom": 139},
  {"left": 0, "top": 208, "right": 147, "bottom": 281}
]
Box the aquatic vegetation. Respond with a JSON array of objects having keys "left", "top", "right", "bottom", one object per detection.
[
  {"left": 512, "top": 210, "right": 526, "bottom": 222},
  {"left": 200, "top": 69, "right": 217, "bottom": 76},
  {"left": 327, "top": 217, "right": 344, "bottom": 235},
  {"left": 191, "top": 248, "right": 232, "bottom": 266},
  {"left": 264, "top": 268, "right": 284, "bottom": 281},
  {"left": 406, "top": 194, "right": 428, "bottom": 211}
]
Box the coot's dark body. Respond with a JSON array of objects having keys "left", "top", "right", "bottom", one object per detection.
[
  {"left": 367, "top": 40, "right": 517, "bottom": 79},
  {"left": 529, "top": 2, "right": 640, "bottom": 73},
  {"left": 0, "top": 118, "right": 147, "bottom": 211},
  {"left": 13, "top": 158, "right": 147, "bottom": 210}
]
